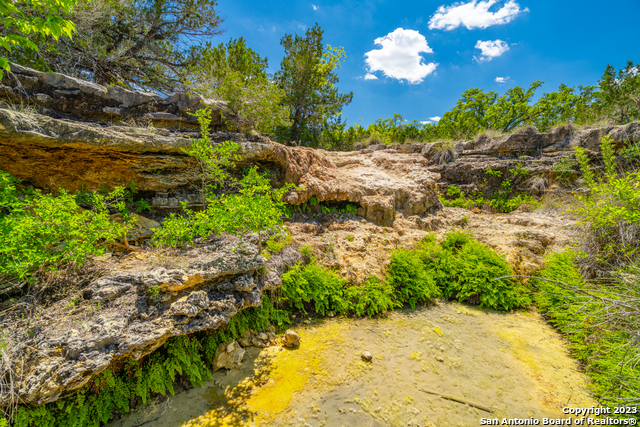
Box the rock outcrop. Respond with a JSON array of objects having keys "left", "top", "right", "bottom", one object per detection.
[
  {"left": 0, "top": 236, "right": 301, "bottom": 407},
  {"left": 0, "top": 63, "right": 227, "bottom": 128},
  {"left": 0, "top": 109, "right": 441, "bottom": 227}
]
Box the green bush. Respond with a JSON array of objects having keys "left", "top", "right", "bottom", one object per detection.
[
  {"left": 280, "top": 261, "right": 349, "bottom": 316},
  {"left": 344, "top": 276, "right": 400, "bottom": 317},
  {"left": 0, "top": 171, "right": 130, "bottom": 285},
  {"left": 445, "top": 240, "right": 529, "bottom": 310},
  {"left": 387, "top": 249, "right": 440, "bottom": 309},
  {"left": 389, "top": 232, "right": 530, "bottom": 311},
  {"left": 535, "top": 252, "right": 640, "bottom": 409},
  {"left": 573, "top": 136, "right": 640, "bottom": 265},
  {"left": 280, "top": 260, "right": 401, "bottom": 317}
]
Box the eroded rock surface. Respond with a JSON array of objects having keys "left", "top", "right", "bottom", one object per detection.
[
  {"left": 0, "top": 108, "right": 441, "bottom": 226},
  {"left": 0, "top": 63, "right": 227, "bottom": 127},
  {"left": 0, "top": 236, "right": 300, "bottom": 407}
]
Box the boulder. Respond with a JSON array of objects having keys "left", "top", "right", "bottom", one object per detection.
[
  {"left": 281, "top": 329, "right": 301, "bottom": 348},
  {"left": 212, "top": 341, "right": 245, "bottom": 371}
]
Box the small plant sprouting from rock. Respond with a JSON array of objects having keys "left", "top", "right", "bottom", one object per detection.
[{"left": 148, "top": 286, "right": 162, "bottom": 303}]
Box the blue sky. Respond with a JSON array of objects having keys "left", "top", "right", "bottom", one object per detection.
[{"left": 211, "top": 0, "right": 639, "bottom": 127}]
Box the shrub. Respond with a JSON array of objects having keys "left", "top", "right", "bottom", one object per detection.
[
  {"left": 444, "top": 240, "right": 529, "bottom": 310},
  {"left": 0, "top": 171, "right": 130, "bottom": 288},
  {"left": 280, "top": 261, "right": 349, "bottom": 316},
  {"left": 573, "top": 136, "right": 640, "bottom": 268},
  {"left": 535, "top": 252, "right": 640, "bottom": 408},
  {"left": 412, "top": 232, "right": 530, "bottom": 311},
  {"left": 344, "top": 276, "right": 400, "bottom": 318},
  {"left": 387, "top": 249, "right": 440, "bottom": 309},
  {"left": 441, "top": 230, "right": 473, "bottom": 251}
]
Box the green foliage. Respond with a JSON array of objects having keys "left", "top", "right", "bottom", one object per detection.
[
  {"left": 279, "top": 259, "right": 400, "bottom": 318},
  {"left": 299, "top": 244, "right": 313, "bottom": 260},
  {"left": 343, "top": 276, "right": 400, "bottom": 318},
  {"left": 181, "top": 107, "right": 241, "bottom": 206},
  {"left": 535, "top": 252, "right": 640, "bottom": 408},
  {"left": 573, "top": 136, "right": 640, "bottom": 263},
  {"left": 0, "top": 0, "right": 76, "bottom": 78},
  {"left": 387, "top": 249, "right": 440, "bottom": 309},
  {"left": 5, "top": 0, "right": 223, "bottom": 92},
  {"left": 387, "top": 232, "right": 530, "bottom": 311},
  {"left": 346, "top": 235, "right": 354, "bottom": 242},
  {"left": 552, "top": 157, "right": 576, "bottom": 182},
  {"left": 280, "top": 261, "right": 349, "bottom": 316},
  {"left": 154, "top": 111, "right": 294, "bottom": 251},
  {"left": 444, "top": 240, "right": 529, "bottom": 310},
  {"left": 441, "top": 231, "right": 473, "bottom": 251},
  {"left": 265, "top": 230, "right": 293, "bottom": 254},
  {"left": 214, "top": 167, "right": 295, "bottom": 251},
  {"left": 0, "top": 171, "right": 131, "bottom": 283},
  {"left": 275, "top": 23, "right": 353, "bottom": 146},
  {"left": 189, "top": 38, "right": 289, "bottom": 133},
  {"left": 440, "top": 184, "right": 538, "bottom": 214},
  {"left": 484, "top": 168, "right": 503, "bottom": 178},
  {"left": 595, "top": 61, "right": 640, "bottom": 125}
]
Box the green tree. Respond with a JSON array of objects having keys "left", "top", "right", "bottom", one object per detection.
[
  {"left": 188, "top": 38, "right": 290, "bottom": 134},
  {"left": 275, "top": 23, "right": 353, "bottom": 146},
  {"left": 3, "top": 0, "right": 223, "bottom": 92},
  {"left": 0, "top": 0, "right": 77, "bottom": 78},
  {"left": 596, "top": 61, "right": 640, "bottom": 125}
]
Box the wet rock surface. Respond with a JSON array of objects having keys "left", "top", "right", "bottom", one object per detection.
[{"left": 0, "top": 235, "right": 299, "bottom": 407}]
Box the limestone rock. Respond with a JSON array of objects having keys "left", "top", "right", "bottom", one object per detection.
[
  {"left": 0, "top": 108, "right": 441, "bottom": 226},
  {"left": 361, "top": 351, "right": 373, "bottom": 362},
  {"left": 281, "top": 329, "right": 301, "bottom": 348},
  {"left": 0, "top": 63, "right": 224, "bottom": 127},
  {"left": 212, "top": 341, "right": 245, "bottom": 371},
  {"left": 0, "top": 236, "right": 269, "bottom": 406}
]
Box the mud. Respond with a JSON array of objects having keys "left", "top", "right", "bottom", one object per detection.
[{"left": 108, "top": 303, "right": 595, "bottom": 427}]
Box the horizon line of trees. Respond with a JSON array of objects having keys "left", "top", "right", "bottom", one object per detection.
[{"left": 0, "top": 0, "right": 638, "bottom": 151}]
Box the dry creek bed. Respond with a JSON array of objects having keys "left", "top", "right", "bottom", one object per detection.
[{"left": 107, "top": 302, "right": 596, "bottom": 427}]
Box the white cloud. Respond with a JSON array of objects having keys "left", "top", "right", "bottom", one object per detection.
[
  {"left": 297, "top": 23, "right": 306, "bottom": 30},
  {"left": 495, "top": 76, "right": 510, "bottom": 83},
  {"left": 364, "top": 73, "right": 378, "bottom": 80},
  {"left": 428, "top": 0, "right": 528, "bottom": 31},
  {"left": 474, "top": 39, "right": 509, "bottom": 62},
  {"left": 421, "top": 116, "right": 442, "bottom": 125},
  {"left": 312, "top": 4, "right": 318, "bottom": 10},
  {"left": 364, "top": 28, "right": 438, "bottom": 84}
]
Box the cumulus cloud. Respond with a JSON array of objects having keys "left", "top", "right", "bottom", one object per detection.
[
  {"left": 495, "top": 76, "right": 510, "bottom": 83},
  {"left": 364, "top": 28, "right": 438, "bottom": 84},
  {"left": 421, "top": 116, "right": 442, "bottom": 124},
  {"left": 364, "top": 73, "right": 378, "bottom": 80},
  {"left": 474, "top": 40, "right": 509, "bottom": 62},
  {"left": 312, "top": 4, "right": 318, "bottom": 10},
  {"left": 428, "top": 0, "right": 528, "bottom": 31}
]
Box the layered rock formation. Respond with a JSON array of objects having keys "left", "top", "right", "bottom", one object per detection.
[
  {"left": 0, "top": 63, "right": 227, "bottom": 127},
  {"left": 0, "top": 237, "right": 300, "bottom": 407},
  {"left": 0, "top": 65, "right": 442, "bottom": 226}
]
